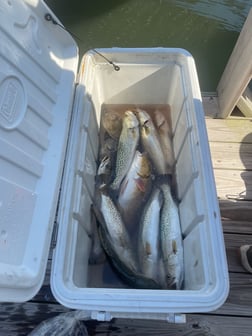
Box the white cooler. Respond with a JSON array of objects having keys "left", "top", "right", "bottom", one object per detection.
[{"left": 0, "top": 0, "right": 229, "bottom": 323}]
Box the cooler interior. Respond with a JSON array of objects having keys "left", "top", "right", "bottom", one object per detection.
[{"left": 52, "top": 49, "right": 227, "bottom": 313}]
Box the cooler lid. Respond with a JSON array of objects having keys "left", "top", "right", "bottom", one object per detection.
[{"left": 0, "top": 0, "right": 78, "bottom": 301}]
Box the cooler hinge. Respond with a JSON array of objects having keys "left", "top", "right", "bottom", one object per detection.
[{"left": 167, "top": 313, "right": 186, "bottom": 324}]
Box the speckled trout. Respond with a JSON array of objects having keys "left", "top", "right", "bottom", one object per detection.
[
  {"left": 93, "top": 192, "right": 161, "bottom": 289},
  {"left": 136, "top": 109, "right": 168, "bottom": 175},
  {"left": 99, "top": 189, "right": 138, "bottom": 273},
  {"left": 153, "top": 109, "right": 174, "bottom": 174},
  {"left": 159, "top": 183, "right": 184, "bottom": 289},
  {"left": 110, "top": 111, "right": 139, "bottom": 191},
  {"left": 138, "top": 187, "right": 163, "bottom": 284},
  {"left": 118, "top": 150, "right": 152, "bottom": 232}
]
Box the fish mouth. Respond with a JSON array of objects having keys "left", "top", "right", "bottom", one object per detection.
[{"left": 124, "top": 110, "right": 134, "bottom": 117}]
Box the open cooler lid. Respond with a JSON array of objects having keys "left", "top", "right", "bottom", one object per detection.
[{"left": 0, "top": 0, "right": 78, "bottom": 301}]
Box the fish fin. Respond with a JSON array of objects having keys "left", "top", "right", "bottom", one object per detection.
[
  {"left": 134, "top": 177, "right": 146, "bottom": 192},
  {"left": 166, "top": 275, "right": 176, "bottom": 289},
  {"left": 119, "top": 178, "right": 129, "bottom": 196}
]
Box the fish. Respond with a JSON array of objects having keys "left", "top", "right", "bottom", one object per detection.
[
  {"left": 117, "top": 150, "right": 152, "bottom": 233},
  {"left": 152, "top": 109, "right": 174, "bottom": 174},
  {"left": 89, "top": 208, "right": 106, "bottom": 265},
  {"left": 136, "top": 108, "right": 168, "bottom": 175},
  {"left": 98, "top": 189, "right": 138, "bottom": 273},
  {"left": 98, "top": 220, "right": 161, "bottom": 289},
  {"left": 138, "top": 187, "right": 163, "bottom": 284},
  {"left": 101, "top": 108, "right": 122, "bottom": 140},
  {"left": 92, "top": 201, "right": 161, "bottom": 289},
  {"left": 110, "top": 111, "right": 139, "bottom": 191},
  {"left": 159, "top": 182, "right": 184, "bottom": 289},
  {"left": 97, "top": 134, "right": 118, "bottom": 187}
]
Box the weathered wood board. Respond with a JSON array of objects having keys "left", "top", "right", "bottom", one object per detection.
[
  {"left": 217, "top": 8, "right": 252, "bottom": 118},
  {"left": 209, "top": 142, "right": 252, "bottom": 170},
  {"left": 206, "top": 118, "right": 252, "bottom": 143},
  {"left": 213, "top": 169, "right": 252, "bottom": 200}
]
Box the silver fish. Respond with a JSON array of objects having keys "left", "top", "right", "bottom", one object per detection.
[
  {"left": 89, "top": 208, "right": 106, "bottom": 265},
  {"left": 99, "top": 190, "right": 138, "bottom": 273},
  {"left": 153, "top": 109, "right": 174, "bottom": 174},
  {"left": 118, "top": 150, "right": 152, "bottom": 233},
  {"left": 110, "top": 111, "right": 139, "bottom": 191},
  {"left": 98, "top": 221, "right": 161, "bottom": 289},
  {"left": 136, "top": 108, "right": 168, "bottom": 175},
  {"left": 159, "top": 183, "right": 184, "bottom": 289},
  {"left": 138, "top": 187, "right": 163, "bottom": 284}
]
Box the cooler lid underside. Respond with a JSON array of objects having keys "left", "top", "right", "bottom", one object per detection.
[{"left": 0, "top": 0, "right": 78, "bottom": 301}]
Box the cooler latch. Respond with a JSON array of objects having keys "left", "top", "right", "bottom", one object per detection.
[
  {"left": 167, "top": 313, "right": 186, "bottom": 323},
  {"left": 91, "top": 311, "right": 112, "bottom": 322}
]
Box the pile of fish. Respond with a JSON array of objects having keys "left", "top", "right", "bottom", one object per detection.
[{"left": 93, "top": 107, "right": 184, "bottom": 290}]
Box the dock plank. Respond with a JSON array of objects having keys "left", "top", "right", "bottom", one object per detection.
[
  {"left": 206, "top": 118, "right": 252, "bottom": 143},
  {"left": 1, "top": 306, "right": 252, "bottom": 336},
  {"left": 213, "top": 169, "right": 252, "bottom": 200},
  {"left": 220, "top": 199, "right": 252, "bottom": 221},
  {"left": 222, "top": 219, "right": 252, "bottom": 234},
  {"left": 214, "top": 272, "right": 252, "bottom": 317},
  {"left": 224, "top": 233, "right": 252, "bottom": 273},
  {"left": 209, "top": 142, "right": 252, "bottom": 170},
  {"left": 85, "top": 314, "right": 252, "bottom": 336},
  {"left": 0, "top": 302, "right": 69, "bottom": 336}
]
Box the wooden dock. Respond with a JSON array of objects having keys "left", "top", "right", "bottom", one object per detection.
[{"left": 0, "top": 96, "right": 252, "bottom": 335}]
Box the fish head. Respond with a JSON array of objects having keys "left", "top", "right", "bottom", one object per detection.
[
  {"left": 135, "top": 109, "right": 155, "bottom": 138},
  {"left": 102, "top": 110, "right": 122, "bottom": 139},
  {"left": 153, "top": 109, "right": 171, "bottom": 135},
  {"left": 134, "top": 151, "right": 152, "bottom": 178},
  {"left": 153, "top": 109, "right": 166, "bottom": 128},
  {"left": 135, "top": 108, "right": 150, "bottom": 126},
  {"left": 124, "top": 110, "right": 139, "bottom": 129}
]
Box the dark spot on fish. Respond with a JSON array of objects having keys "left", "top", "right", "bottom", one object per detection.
[
  {"left": 145, "top": 242, "right": 152, "bottom": 255},
  {"left": 172, "top": 240, "right": 177, "bottom": 254}
]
